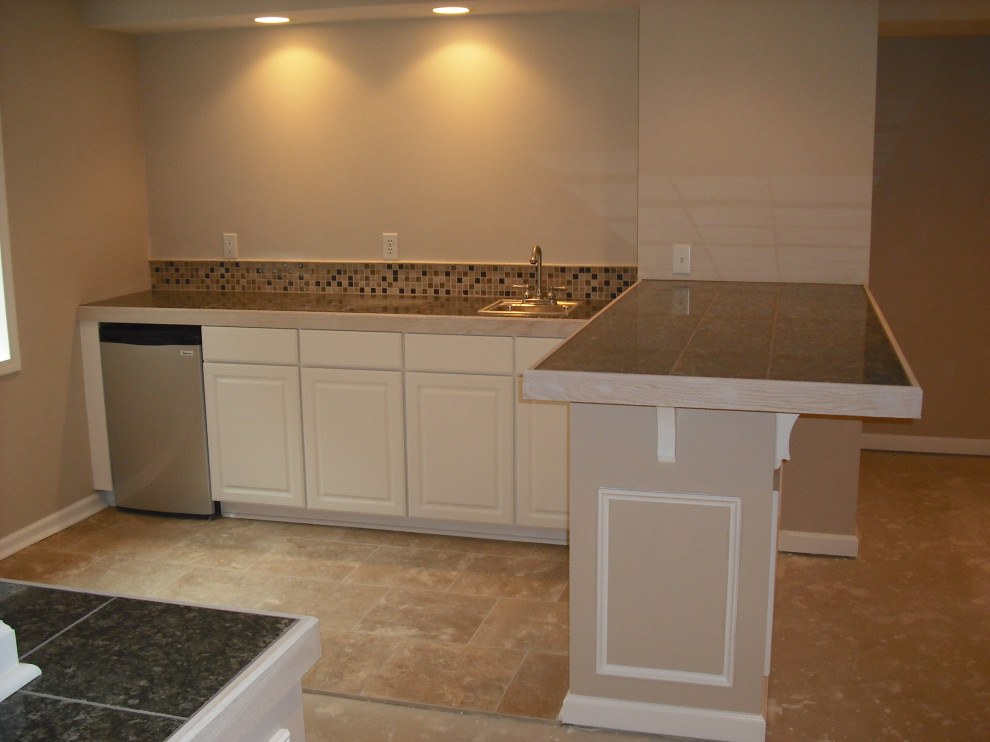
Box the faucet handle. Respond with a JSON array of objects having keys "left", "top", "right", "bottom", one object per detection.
[
  {"left": 547, "top": 285, "right": 567, "bottom": 301},
  {"left": 513, "top": 284, "right": 533, "bottom": 299}
]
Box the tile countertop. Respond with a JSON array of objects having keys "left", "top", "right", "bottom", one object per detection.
[
  {"left": 78, "top": 290, "right": 611, "bottom": 339},
  {"left": 0, "top": 580, "right": 319, "bottom": 742},
  {"left": 523, "top": 280, "right": 923, "bottom": 419}
]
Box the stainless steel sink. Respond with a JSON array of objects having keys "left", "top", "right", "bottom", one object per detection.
[{"left": 477, "top": 298, "right": 579, "bottom": 317}]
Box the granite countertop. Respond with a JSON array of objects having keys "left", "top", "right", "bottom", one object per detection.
[
  {"left": 78, "top": 290, "right": 611, "bottom": 338},
  {"left": 0, "top": 580, "right": 311, "bottom": 741},
  {"left": 523, "top": 280, "right": 922, "bottom": 418}
]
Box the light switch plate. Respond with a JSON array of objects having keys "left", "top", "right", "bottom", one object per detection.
[{"left": 673, "top": 243, "right": 691, "bottom": 275}]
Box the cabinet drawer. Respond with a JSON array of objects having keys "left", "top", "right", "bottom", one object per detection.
[
  {"left": 300, "top": 330, "right": 402, "bottom": 370},
  {"left": 515, "top": 336, "right": 565, "bottom": 375},
  {"left": 405, "top": 334, "right": 513, "bottom": 375},
  {"left": 203, "top": 327, "right": 298, "bottom": 365}
]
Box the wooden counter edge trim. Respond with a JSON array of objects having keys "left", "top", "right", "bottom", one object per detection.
[
  {"left": 864, "top": 284, "right": 923, "bottom": 391},
  {"left": 522, "top": 369, "right": 922, "bottom": 419}
]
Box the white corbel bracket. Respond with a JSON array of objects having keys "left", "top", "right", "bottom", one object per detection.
[
  {"left": 656, "top": 407, "right": 676, "bottom": 462},
  {"left": 775, "top": 413, "right": 800, "bottom": 469}
]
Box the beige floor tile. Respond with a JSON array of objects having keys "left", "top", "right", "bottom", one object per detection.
[
  {"left": 363, "top": 638, "right": 524, "bottom": 712},
  {"left": 344, "top": 545, "right": 473, "bottom": 591},
  {"left": 336, "top": 527, "right": 441, "bottom": 548},
  {"left": 254, "top": 577, "right": 388, "bottom": 630},
  {"left": 150, "top": 566, "right": 286, "bottom": 611},
  {"left": 450, "top": 554, "right": 570, "bottom": 601},
  {"left": 497, "top": 652, "right": 570, "bottom": 720},
  {"left": 33, "top": 517, "right": 115, "bottom": 552},
  {"left": 52, "top": 556, "right": 191, "bottom": 599},
  {"left": 471, "top": 598, "right": 569, "bottom": 654},
  {"left": 431, "top": 535, "right": 551, "bottom": 558},
  {"left": 0, "top": 544, "right": 100, "bottom": 584},
  {"left": 69, "top": 524, "right": 190, "bottom": 562},
  {"left": 251, "top": 537, "right": 377, "bottom": 582},
  {"left": 355, "top": 588, "right": 496, "bottom": 643},
  {"left": 158, "top": 528, "right": 276, "bottom": 570},
  {"left": 303, "top": 693, "right": 671, "bottom": 741},
  {"left": 303, "top": 627, "right": 402, "bottom": 695}
]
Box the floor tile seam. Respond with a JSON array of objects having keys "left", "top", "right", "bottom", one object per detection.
[
  {"left": 303, "top": 687, "right": 566, "bottom": 728},
  {"left": 489, "top": 647, "right": 533, "bottom": 716},
  {"left": 463, "top": 596, "right": 506, "bottom": 649},
  {"left": 343, "top": 584, "right": 394, "bottom": 632},
  {"left": 18, "top": 689, "right": 189, "bottom": 722},
  {"left": 357, "top": 635, "right": 528, "bottom": 713},
  {"left": 350, "top": 634, "right": 410, "bottom": 699}
]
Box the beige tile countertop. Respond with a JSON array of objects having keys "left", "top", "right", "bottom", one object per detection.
[
  {"left": 523, "top": 280, "right": 923, "bottom": 418},
  {"left": 78, "top": 290, "right": 612, "bottom": 338}
]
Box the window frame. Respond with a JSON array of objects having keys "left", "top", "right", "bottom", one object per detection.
[{"left": 0, "top": 109, "right": 21, "bottom": 376}]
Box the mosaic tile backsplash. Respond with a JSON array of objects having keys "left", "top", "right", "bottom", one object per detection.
[{"left": 150, "top": 260, "right": 637, "bottom": 301}]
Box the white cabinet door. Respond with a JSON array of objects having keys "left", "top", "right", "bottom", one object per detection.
[
  {"left": 203, "top": 362, "right": 305, "bottom": 507},
  {"left": 516, "top": 378, "right": 569, "bottom": 528},
  {"left": 515, "top": 337, "right": 569, "bottom": 528},
  {"left": 406, "top": 372, "right": 515, "bottom": 525},
  {"left": 301, "top": 367, "right": 406, "bottom": 516}
]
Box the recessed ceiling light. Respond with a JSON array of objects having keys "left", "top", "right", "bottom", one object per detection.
[
  {"left": 433, "top": 7, "right": 470, "bottom": 14},
  {"left": 254, "top": 16, "right": 291, "bottom": 24}
]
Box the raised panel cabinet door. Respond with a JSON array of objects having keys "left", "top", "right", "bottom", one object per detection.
[
  {"left": 203, "top": 362, "right": 305, "bottom": 507},
  {"left": 405, "top": 372, "right": 515, "bottom": 525},
  {"left": 516, "top": 377, "right": 569, "bottom": 528},
  {"left": 301, "top": 367, "right": 406, "bottom": 516}
]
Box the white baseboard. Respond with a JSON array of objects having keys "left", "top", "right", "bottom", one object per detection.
[
  {"left": 777, "top": 529, "right": 858, "bottom": 558},
  {"left": 560, "top": 692, "right": 765, "bottom": 742},
  {"left": 861, "top": 433, "right": 990, "bottom": 457},
  {"left": 0, "top": 493, "right": 108, "bottom": 560}
]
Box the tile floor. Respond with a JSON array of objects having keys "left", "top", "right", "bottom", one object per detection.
[
  {"left": 0, "top": 513, "right": 570, "bottom": 721},
  {"left": 1, "top": 451, "right": 988, "bottom": 741}
]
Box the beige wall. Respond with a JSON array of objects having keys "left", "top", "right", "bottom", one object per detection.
[
  {"left": 865, "top": 35, "right": 990, "bottom": 444},
  {"left": 637, "top": 0, "right": 880, "bottom": 283},
  {"left": 0, "top": 0, "right": 150, "bottom": 539},
  {"left": 137, "top": 11, "right": 639, "bottom": 265}
]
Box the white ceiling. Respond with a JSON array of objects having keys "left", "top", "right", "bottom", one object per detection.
[
  {"left": 76, "top": 0, "right": 639, "bottom": 33},
  {"left": 76, "top": 0, "right": 990, "bottom": 34}
]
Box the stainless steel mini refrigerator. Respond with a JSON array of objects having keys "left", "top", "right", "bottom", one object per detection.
[{"left": 99, "top": 323, "right": 215, "bottom": 516}]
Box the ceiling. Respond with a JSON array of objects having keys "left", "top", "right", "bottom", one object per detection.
[
  {"left": 76, "top": 0, "right": 638, "bottom": 33},
  {"left": 76, "top": 0, "right": 990, "bottom": 34}
]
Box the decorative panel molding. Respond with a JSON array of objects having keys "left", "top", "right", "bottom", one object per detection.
[{"left": 596, "top": 487, "right": 742, "bottom": 687}]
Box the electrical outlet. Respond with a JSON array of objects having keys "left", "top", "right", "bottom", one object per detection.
[
  {"left": 382, "top": 232, "right": 398, "bottom": 260},
  {"left": 673, "top": 243, "right": 691, "bottom": 275},
  {"left": 222, "top": 233, "right": 238, "bottom": 259}
]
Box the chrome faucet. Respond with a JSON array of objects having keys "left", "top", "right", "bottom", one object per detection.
[{"left": 529, "top": 245, "right": 545, "bottom": 302}]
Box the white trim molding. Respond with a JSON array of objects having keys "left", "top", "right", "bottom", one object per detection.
[
  {"left": 596, "top": 488, "right": 741, "bottom": 687},
  {"left": 0, "top": 493, "right": 108, "bottom": 560},
  {"left": 861, "top": 433, "right": 990, "bottom": 457},
  {"left": 778, "top": 529, "right": 859, "bottom": 558},
  {"left": 560, "top": 692, "right": 766, "bottom": 742}
]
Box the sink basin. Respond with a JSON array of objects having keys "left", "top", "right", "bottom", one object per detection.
[{"left": 478, "top": 298, "right": 579, "bottom": 317}]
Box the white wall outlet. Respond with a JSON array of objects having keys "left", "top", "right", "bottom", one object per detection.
[
  {"left": 382, "top": 232, "right": 398, "bottom": 260},
  {"left": 222, "top": 233, "right": 238, "bottom": 259},
  {"left": 673, "top": 243, "right": 691, "bottom": 275}
]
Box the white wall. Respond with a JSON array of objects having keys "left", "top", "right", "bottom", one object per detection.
[
  {"left": 637, "top": 0, "right": 880, "bottom": 283},
  {"left": 138, "top": 11, "right": 639, "bottom": 265}
]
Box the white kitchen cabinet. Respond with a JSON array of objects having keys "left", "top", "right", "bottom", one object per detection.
[
  {"left": 202, "top": 362, "right": 305, "bottom": 508},
  {"left": 299, "top": 329, "right": 406, "bottom": 516},
  {"left": 405, "top": 371, "right": 515, "bottom": 524},
  {"left": 515, "top": 337, "right": 569, "bottom": 529},
  {"left": 404, "top": 333, "right": 515, "bottom": 525}
]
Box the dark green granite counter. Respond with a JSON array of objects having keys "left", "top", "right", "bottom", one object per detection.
[
  {"left": 0, "top": 580, "right": 313, "bottom": 742},
  {"left": 78, "top": 290, "right": 611, "bottom": 339},
  {"left": 524, "top": 280, "right": 922, "bottom": 418}
]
